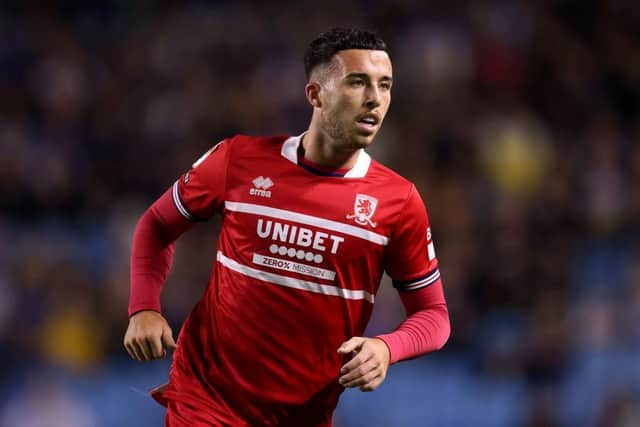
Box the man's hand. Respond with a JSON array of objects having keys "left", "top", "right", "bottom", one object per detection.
[
  {"left": 337, "top": 337, "right": 391, "bottom": 392},
  {"left": 124, "top": 310, "right": 176, "bottom": 361}
]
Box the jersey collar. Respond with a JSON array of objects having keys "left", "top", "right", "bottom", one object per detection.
[{"left": 281, "top": 133, "right": 371, "bottom": 178}]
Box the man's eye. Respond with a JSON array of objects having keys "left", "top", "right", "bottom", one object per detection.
[
  {"left": 350, "top": 80, "right": 365, "bottom": 86},
  {"left": 380, "top": 83, "right": 391, "bottom": 90}
]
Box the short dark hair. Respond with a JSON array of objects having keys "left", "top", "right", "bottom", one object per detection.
[{"left": 304, "top": 28, "right": 389, "bottom": 79}]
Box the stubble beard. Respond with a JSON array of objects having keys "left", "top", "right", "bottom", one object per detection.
[{"left": 321, "top": 109, "right": 370, "bottom": 151}]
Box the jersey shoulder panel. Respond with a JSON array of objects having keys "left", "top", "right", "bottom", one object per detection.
[
  {"left": 367, "top": 157, "right": 415, "bottom": 188},
  {"left": 365, "top": 158, "right": 417, "bottom": 214},
  {"left": 228, "top": 134, "right": 290, "bottom": 157},
  {"left": 367, "top": 158, "right": 441, "bottom": 291}
]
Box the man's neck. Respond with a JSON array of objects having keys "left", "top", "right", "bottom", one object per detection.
[{"left": 301, "top": 127, "right": 360, "bottom": 170}]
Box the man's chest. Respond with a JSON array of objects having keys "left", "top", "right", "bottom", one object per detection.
[{"left": 219, "top": 163, "right": 401, "bottom": 278}]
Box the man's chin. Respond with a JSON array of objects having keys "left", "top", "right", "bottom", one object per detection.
[{"left": 351, "top": 135, "right": 375, "bottom": 149}]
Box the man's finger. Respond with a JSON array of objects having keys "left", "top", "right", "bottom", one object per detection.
[
  {"left": 130, "top": 341, "right": 145, "bottom": 361},
  {"left": 148, "top": 335, "right": 164, "bottom": 359},
  {"left": 339, "top": 347, "right": 373, "bottom": 374},
  {"left": 342, "top": 366, "right": 380, "bottom": 388},
  {"left": 162, "top": 325, "right": 177, "bottom": 350},
  {"left": 136, "top": 338, "right": 152, "bottom": 360},
  {"left": 124, "top": 343, "right": 139, "bottom": 361},
  {"left": 360, "top": 375, "right": 384, "bottom": 392},
  {"left": 339, "top": 359, "right": 377, "bottom": 384},
  {"left": 339, "top": 352, "right": 369, "bottom": 376},
  {"left": 344, "top": 369, "right": 380, "bottom": 389},
  {"left": 337, "top": 337, "right": 364, "bottom": 355}
]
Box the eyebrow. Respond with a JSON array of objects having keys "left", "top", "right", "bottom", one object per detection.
[{"left": 345, "top": 72, "right": 393, "bottom": 83}]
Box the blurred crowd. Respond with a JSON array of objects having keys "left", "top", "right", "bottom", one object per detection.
[{"left": 1, "top": 1, "right": 640, "bottom": 426}]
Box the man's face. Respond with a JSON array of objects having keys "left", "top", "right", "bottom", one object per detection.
[{"left": 315, "top": 49, "right": 392, "bottom": 150}]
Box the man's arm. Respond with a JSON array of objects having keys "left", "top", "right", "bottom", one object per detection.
[
  {"left": 337, "top": 282, "right": 449, "bottom": 391},
  {"left": 124, "top": 188, "right": 193, "bottom": 361},
  {"left": 338, "top": 184, "right": 450, "bottom": 391},
  {"left": 377, "top": 280, "right": 451, "bottom": 363},
  {"left": 123, "top": 139, "right": 232, "bottom": 361},
  {"left": 376, "top": 280, "right": 450, "bottom": 362}
]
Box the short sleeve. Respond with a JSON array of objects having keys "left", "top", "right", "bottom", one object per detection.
[
  {"left": 171, "top": 139, "right": 231, "bottom": 221},
  {"left": 384, "top": 185, "right": 441, "bottom": 291}
]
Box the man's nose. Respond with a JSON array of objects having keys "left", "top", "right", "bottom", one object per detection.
[{"left": 364, "top": 86, "right": 381, "bottom": 109}]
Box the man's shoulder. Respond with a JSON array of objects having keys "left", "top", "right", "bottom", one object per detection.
[
  {"left": 227, "top": 134, "right": 289, "bottom": 151},
  {"left": 367, "top": 157, "right": 415, "bottom": 189}
]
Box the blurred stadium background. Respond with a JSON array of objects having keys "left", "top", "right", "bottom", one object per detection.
[{"left": 1, "top": 0, "right": 640, "bottom": 426}]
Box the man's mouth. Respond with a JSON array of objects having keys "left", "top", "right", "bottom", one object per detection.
[{"left": 355, "top": 113, "right": 380, "bottom": 133}]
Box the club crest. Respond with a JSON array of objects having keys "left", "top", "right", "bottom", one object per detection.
[{"left": 346, "top": 194, "right": 378, "bottom": 227}]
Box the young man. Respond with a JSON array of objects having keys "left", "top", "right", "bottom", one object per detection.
[{"left": 124, "top": 28, "right": 450, "bottom": 426}]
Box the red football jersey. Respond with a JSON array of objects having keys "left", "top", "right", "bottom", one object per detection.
[{"left": 158, "top": 134, "right": 441, "bottom": 422}]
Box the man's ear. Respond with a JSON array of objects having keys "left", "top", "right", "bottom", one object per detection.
[{"left": 305, "top": 81, "right": 322, "bottom": 108}]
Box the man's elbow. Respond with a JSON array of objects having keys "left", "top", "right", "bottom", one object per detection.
[{"left": 434, "top": 306, "right": 451, "bottom": 351}]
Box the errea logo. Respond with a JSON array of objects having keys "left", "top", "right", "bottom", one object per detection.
[{"left": 250, "top": 176, "right": 273, "bottom": 198}]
